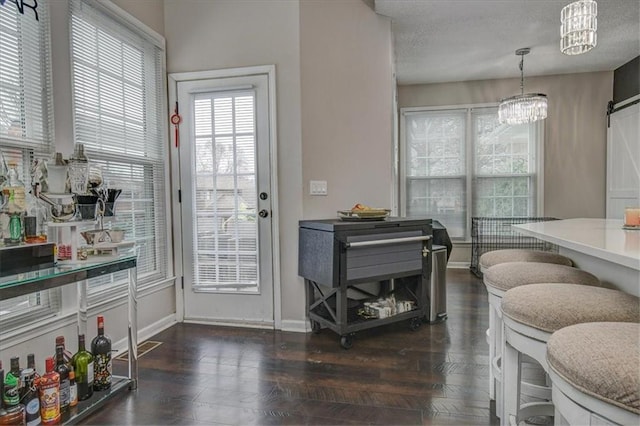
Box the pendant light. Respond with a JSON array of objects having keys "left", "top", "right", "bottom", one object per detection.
[
  {"left": 498, "top": 48, "right": 548, "bottom": 126},
  {"left": 561, "top": 0, "right": 597, "bottom": 55}
]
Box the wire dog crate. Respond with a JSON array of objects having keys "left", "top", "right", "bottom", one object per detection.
[{"left": 470, "top": 217, "right": 559, "bottom": 277}]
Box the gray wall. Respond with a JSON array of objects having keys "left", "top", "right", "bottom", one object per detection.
[
  {"left": 300, "top": 0, "right": 394, "bottom": 218},
  {"left": 163, "top": 0, "right": 393, "bottom": 328},
  {"left": 398, "top": 71, "right": 613, "bottom": 261}
]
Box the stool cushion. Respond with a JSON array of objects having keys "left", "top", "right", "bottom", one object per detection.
[
  {"left": 547, "top": 322, "right": 640, "bottom": 414},
  {"left": 479, "top": 249, "right": 572, "bottom": 270},
  {"left": 502, "top": 284, "right": 640, "bottom": 333},
  {"left": 484, "top": 262, "right": 600, "bottom": 292}
]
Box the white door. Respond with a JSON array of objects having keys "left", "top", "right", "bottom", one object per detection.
[
  {"left": 606, "top": 100, "right": 640, "bottom": 218},
  {"left": 176, "top": 73, "right": 274, "bottom": 327}
]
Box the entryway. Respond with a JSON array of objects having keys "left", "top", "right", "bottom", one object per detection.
[{"left": 169, "top": 66, "right": 278, "bottom": 328}]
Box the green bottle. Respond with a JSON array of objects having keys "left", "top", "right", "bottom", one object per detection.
[
  {"left": 9, "top": 213, "right": 21, "bottom": 243},
  {"left": 71, "top": 334, "right": 94, "bottom": 401},
  {"left": 2, "top": 358, "right": 20, "bottom": 407}
]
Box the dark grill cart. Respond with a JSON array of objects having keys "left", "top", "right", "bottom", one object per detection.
[{"left": 298, "top": 218, "right": 432, "bottom": 348}]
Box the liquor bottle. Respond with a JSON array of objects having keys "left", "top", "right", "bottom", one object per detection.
[
  {"left": 0, "top": 150, "right": 7, "bottom": 187},
  {"left": 2, "top": 358, "right": 20, "bottom": 407},
  {"left": 52, "top": 336, "right": 74, "bottom": 365},
  {"left": 38, "top": 357, "right": 60, "bottom": 425},
  {"left": 0, "top": 361, "right": 3, "bottom": 409},
  {"left": 20, "top": 368, "right": 40, "bottom": 426},
  {"left": 55, "top": 346, "right": 70, "bottom": 413},
  {"left": 91, "top": 315, "right": 112, "bottom": 391},
  {"left": 71, "top": 334, "right": 94, "bottom": 401},
  {"left": 68, "top": 370, "right": 78, "bottom": 408},
  {"left": 0, "top": 360, "right": 25, "bottom": 425},
  {"left": 2, "top": 162, "right": 26, "bottom": 243},
  {"left": 26, "top": 354, "right": 39, "bottom": 382}
]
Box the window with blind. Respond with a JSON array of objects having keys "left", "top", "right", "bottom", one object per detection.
[
  {"left": 0, "top": 0, "right": 60, "bottom": 330},
  {"left": 401, "top": 106, "right": 543, "bottom": 240},
  {"left": 69, "top": 0, "right": 168, "bottom": 301}
]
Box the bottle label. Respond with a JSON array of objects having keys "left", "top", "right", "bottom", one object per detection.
[
  {"left": 87, "top": 361, "right": 94, "bottom": 385},
  {"left": 39, "top": 384, "right": 61, "bottom": 423},
  {"left": 69, "top": 382, "right": 78, "bottom": 406},
  {"left": 2, "top": 375, "right": 19, "bottom": 406},
  {"left": 26, "top": 396, "right": 41, "bottom": 425},
  {"left": 59, "top": 378, "right": 70, "bottom": 408},
  {"left": 94, "top": 352, "right": 112, "bottom": 387}
]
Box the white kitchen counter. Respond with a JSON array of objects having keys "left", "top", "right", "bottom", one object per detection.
[{"left": 513, "top": 218, "right": 640, "bottom": 296}]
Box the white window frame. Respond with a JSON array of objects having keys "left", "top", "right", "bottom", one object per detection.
[
  {"left": 0, "top": 0, "right": 60, "bottom": 331},
  {"left": 68, "top": 0, "right": 172, "bottom": 305},
  {"left": 399, "top": 103, "right": 544, "bottom": 241}
]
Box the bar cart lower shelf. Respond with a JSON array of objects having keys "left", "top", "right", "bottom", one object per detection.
[
  {"left": 0, "top": 247, "right": 138, "bottom": 425},
  {"left": 305, "top": 277, "right": 426, "bottom": 349},
  {"left": 61, "top": 376, "right": 130, "bottom": 424}
]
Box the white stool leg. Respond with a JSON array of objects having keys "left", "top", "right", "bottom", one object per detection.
[
  {"left": 488, "top": 303, "right": 496, "bottom": 400},
  {"left": 494, "top": 306, "right": 503, "bottom": 418},
  {"left": 501, "top": 327, "right": 521, "bottom": 425}
]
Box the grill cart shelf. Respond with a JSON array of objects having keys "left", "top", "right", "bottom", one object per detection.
[{"left": 298, "top": 218, "right": 432, "bottom": 348}]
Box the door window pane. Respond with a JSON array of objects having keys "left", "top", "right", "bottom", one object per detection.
[{"left": 192, "top": 91, "right": 259, "bottom": 292}]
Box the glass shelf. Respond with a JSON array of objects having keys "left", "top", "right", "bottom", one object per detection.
[{"left": 0, "top": 249, "right": 137, "bottom": 300}]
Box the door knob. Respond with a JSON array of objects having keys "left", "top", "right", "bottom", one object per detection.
[{"left": 259, "top": 209, "right": 269, "bottom": 218}]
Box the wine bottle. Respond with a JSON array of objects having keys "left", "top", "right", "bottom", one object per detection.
[
  {"left": 91, "top": 315, "right": 112, "bottom": 391},
  {"left": 55, "top": 346, "right": 70, "bottom": 413},
  {"left": 20, "top": 368, "right": 40, "bottom": 426},
  {"left": 52, "top": 336, "right": 73, "bottom": 365},
  {"left": 38, "top": 357, "right": 60, "bottom": 425},
  {"left": 71, "top": 334, "right": 94, "bottom": 401}
]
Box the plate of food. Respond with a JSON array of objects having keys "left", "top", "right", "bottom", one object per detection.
[{"left": 337, "top": 204, "right": 391, "bottom": 221}]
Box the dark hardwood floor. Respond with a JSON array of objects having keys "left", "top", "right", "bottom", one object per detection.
[{"left": 84, "top": 269, "right": 498, "bottom": 425}]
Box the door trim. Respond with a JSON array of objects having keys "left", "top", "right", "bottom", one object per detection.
[{"left": 168, "top": 65, "right": 281, "bottom": 329}]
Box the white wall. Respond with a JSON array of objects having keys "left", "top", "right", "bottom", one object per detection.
[{"left": 1, "top": 0, "right": 174, "bottom": 372}]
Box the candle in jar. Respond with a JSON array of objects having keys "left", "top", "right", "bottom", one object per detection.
[{"left": 624, "top": 207, "right": 640, "bottom": 226}]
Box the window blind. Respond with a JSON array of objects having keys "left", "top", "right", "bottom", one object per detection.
[
  {"left": 69, "top": 0, "right": 168, "bottom": 300},
  {"left": 403, "top": 106, "right": 542, "bottom": 240},
  {"left": 0, "top": 0, "right": 59, "bottom": 330}
]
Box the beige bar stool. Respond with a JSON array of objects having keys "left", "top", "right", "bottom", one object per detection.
[
  {"left": 479, "top": 248, "right": 573, "bottom": 404},
  {"left": 500, "top": 284, "right": 640, "bottom": 425},
  {"left": 483, "top": 262, "right": 599, "bottom": 415},
  {"left": 547, "top": 322, "right": 640, "bottom": 425},
  {"left": 479, "top": 249, "right": 572, "bottom": 274}
]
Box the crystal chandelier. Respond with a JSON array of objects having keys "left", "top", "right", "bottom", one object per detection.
[
  {"left": 498, "top": 48, "right": 548, "bottom": 125},
  {"left": 561, "top": 0, "right": 597, "bottom": 55}
]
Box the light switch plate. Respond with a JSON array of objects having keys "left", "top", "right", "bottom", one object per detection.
[{"left": 310, "top": 180, "right": 327, "bottom": 196}]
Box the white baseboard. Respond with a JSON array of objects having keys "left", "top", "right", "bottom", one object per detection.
[
  {"left": 280, "top": 319, "right": 308, "bottom": 333},
  {"left": 112, "top": 313, "right": 177, "bottom": 353},
  {"left": 447, "top": 261, "right": 471, "bottom": 269}
]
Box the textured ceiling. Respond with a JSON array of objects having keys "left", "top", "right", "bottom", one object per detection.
[{"left": 375, "top": 0, "right": 640, "bottom": 85}]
